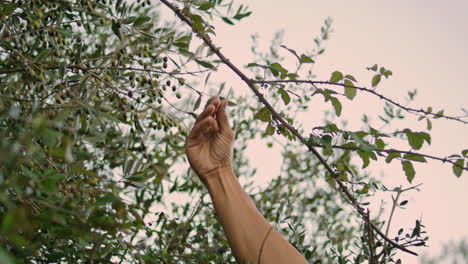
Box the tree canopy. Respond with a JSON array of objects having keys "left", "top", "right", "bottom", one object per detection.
[{"left": 0, "top": 0, "right": 466, "bottom": 263}]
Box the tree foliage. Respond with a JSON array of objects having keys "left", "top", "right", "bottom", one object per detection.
[{"left": 0, "top": 0, "right": 466, "bottom": 263}]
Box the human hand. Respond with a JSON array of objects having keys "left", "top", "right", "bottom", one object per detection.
[{"left": 185, "top": 96, "right": 234, "bottom": 182}]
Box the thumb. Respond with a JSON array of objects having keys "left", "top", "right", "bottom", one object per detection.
[{"left": 216, "top": 99, "right": 231, "bottom": 133}]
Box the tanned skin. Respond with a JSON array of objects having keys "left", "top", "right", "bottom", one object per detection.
[{"left": 186, "top": 96, "right": 308, "bottom": 264}]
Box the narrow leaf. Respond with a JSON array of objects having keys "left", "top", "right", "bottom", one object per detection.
[
  {"left": 402, "top": 161, "right": 415, "bottom": 183},
  {"left": 278, "top": 89, "right": 291, "bottom": 105},
  {"left": 195, "top": 59, "right": 215, "bottom": 69},
  {"left": 426, "top": 119, "right": 432, "bottom": 130},
  {"left": 221, "top": 17, "right": 234, "bottom": 25},
  {"left": 403, "top": 153, "right": 427, "bottom": 163},
  {"left": 193, "top": 95, "right": 202, "bottom": 111},
  {"left": 330, "top": 97, "right": 342, "bottom": 117}
]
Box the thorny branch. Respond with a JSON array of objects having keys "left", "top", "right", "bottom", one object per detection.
[
  {"left": 160, "top": 0, "right": 419, "bottom": 256},
  {"left": 253, "top": 80, "right": 468, "bottom": 125}
]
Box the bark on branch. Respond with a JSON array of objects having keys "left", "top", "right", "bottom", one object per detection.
[{"left": 160, "top": 0, "right": 418, "bottom": 256}]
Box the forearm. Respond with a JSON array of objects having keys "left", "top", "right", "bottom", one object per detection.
[{"left": 203, "top": 166, "right": 308, "bottom": 264}]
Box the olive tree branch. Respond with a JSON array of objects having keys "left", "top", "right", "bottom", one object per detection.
[
  {"left": 160, "top": 0, "right": 418, "bottom": 256},
  {"left": 0, "top": 64, "right": 210, "bottom": 76},
  {"left": 253, "top": 79, "right": 467, "bottom": 125},
  {"left": 308, "top": 143, "right": 467, "bottom": 171}
]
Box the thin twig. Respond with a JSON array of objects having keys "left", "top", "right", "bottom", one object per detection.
[
  {"left": 160, "top": 0, "right": 418, "bottom": 256},
  {"left": 365, "top": 209, "right": 377, "bottom": 263}
]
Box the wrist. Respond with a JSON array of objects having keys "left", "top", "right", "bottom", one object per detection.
[{"left": 200, "top": 164, "right": 234, "bottom": 185}]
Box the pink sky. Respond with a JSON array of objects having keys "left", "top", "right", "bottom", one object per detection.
[{"left": 208, "top": 0, "right": 468, "bottom": 262}]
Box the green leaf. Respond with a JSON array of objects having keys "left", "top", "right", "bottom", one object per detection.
[
  {"left": 254, "top": 107, "right": 271, "bottom": 122},
  {"left": 123, "top": 16, "right": 137, "bottom": 24},
  {"left": 35, "top": 49, "right": 51, "bottom": 63},
  {"left": 402, "top": 161, "right": 415, "bottom": 183},
  {"left": 280, "top": 45, "right": 299, "bottom": 59},
  {"left": 462, "top": 149, "right": 468, "bottom": 157},
  {"left": 358, "top": 150, "right": 371, "bottom": 168},
  {"left": 434, "top": 110, "right": 444, "bottom": 119},
  {"left": 0, "top": 247, "right": 15, "bottom": 264},
  {"left": 133, "top": 16, "right": 151, "bottom": 27},
  {"left": 221, "top": 17, "right": 234, "bottom": 25},
  {"left": 344, "top": 80, "right": 356, "bottom": 100},
  {"left": 426, "top": 119, "right": 432, "bottom": 130},
  {"left": 382, "top": 70, "right": 393, "bottom": 78},
  {"left": 198, "top": 1, "right": 214, "bottom": 10},
  {"left": 345, "top": 75, "right": 357, "bottom": 82},
  {"left": 404, "top": 129, "right": 430, "bottom": 150},
  {"left": 193, "top": 95, "right": 202, "bottom": 111},
  {"left": 403, "top": 153, "right": 427, "bottom": 163},
  {"left": 357, "top": 184, "right": 370, "bottom": 194},
  {"left": 330, "top": 97, "right": 342, "bottom": 117},
  {"left": 195, "top": 59, "right": 215, "bottom": 69},
  {"left": 265, "top": 123, "right": 275, "bottom": 136},
  {"left": 287, "top": 73, "right": 298, "bottom": 80},
  {"left": 299, "top": 54, "right": 315, "bottom": 63},
  {"left": 269, "top": 63, "right": 288, "bottom": 79},
  {"left": 452, "top": 159, "right": 464, "bottom": 177},
  {"left": 96, "top": 192, "right": 119, "bottom": 206},
  {"left": 278, "top": 89, "right": 291, "bottom": 105},
  {"left": 321, "top": 135, "right": 333, "bottom": 146},
  {"left": 2, "top": 4, "right": 15, "bottom": 15},
  {"left": 233, "top": 12, "right": 252, "bottom": 20},
  {"left": 372, "top": 74, "right": 381, "bottom": 87},
  {"left": 111, "top": 22, "right": 122, "bottom": 40},
  {"left": 385, "top": 151, "right": 401, "bottom": 163},
  {"left": 330, "top": 71, "right": 343, "bottom": 83},
  {"left": 246, "top": 62, "right": 266, "bottom": 68},
  {"left": 375, "top": 138, "right": 385, "bottom": 149},
  {"left": 411, "top": 220, "right": 421, "bottom": 238}
]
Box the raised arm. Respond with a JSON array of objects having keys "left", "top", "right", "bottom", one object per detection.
[{"left": 186, "top": 96, "right": 308, "bottom": 264}]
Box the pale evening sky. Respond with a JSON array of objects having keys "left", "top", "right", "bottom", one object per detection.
[{"left": 203, "top": 0, "right": 468, "bottom": 263}]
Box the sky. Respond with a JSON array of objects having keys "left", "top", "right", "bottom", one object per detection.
[{"left": 201, "top": 0, "right": 468, "bottom": 263}]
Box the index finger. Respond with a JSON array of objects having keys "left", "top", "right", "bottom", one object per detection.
[{"left": 196, "top": 96, "right": 220, "bottom": 122}]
